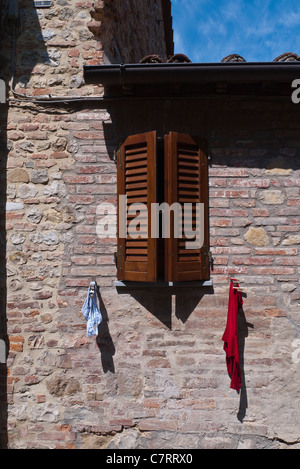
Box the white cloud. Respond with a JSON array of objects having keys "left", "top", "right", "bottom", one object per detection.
[
  {"left": 279, "top": 9, "right": 300, "bottom": 27},
  {"left": 173, "top": 30, "right": 187, "bottom": 55}
]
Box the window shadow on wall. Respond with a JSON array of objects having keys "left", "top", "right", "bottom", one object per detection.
[
  {"left": 96, "top": 289, "right": 115, "bottom": 373},
  {"left": 117, "top": 286, "right": 214, "bottom": 330},
  {"left": 0, "top": 0, "right": 49, "bottom": 449},
  {"left": 237, "top": 306, "right": 253, "bottom": 423}
]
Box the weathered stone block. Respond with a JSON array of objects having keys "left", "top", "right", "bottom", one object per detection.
[
  {"left": 259, "top": 190, "right": 285, "bottom": 204},
  {"left": 17, "top": 183, "right": 39, "bottom": 199},
  {"left": 46, "top": 375, "right": 81, "bottom": 397},
  {"left": 31, "top": 169, "right": 49, "bottom": 184},
  {"left": 244, "top": 227, "right": 270, "bottom": 246},
  {"left": 8, "top": 169, "right": 29, "bottom": 183}
]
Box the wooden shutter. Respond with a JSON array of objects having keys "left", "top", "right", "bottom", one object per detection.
[
  {"left": 164, "top": 132, "right": 209, "bottom": 282},
  {"left": 117, "top": 131, "right": 158, "bottom": 282}
]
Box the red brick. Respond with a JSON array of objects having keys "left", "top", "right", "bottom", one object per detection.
[
  {"left": 65, "top": 278, "right": 91, "bottom": 287},
  {"left": 71, "top": 256, "right": 96, "bottom": 265},
  {"left": 77, "top": 235, "right": 98, "bottom": 244},
  {"left": 253, "top": 248, "right": 298, "bottom": 256},
  {"left": 209, "top": 168, "right": 249, "bottom": 177},
  {"left": 9, "top": 343, "right": 23, "bottom": 352},
  {"left": 210, "top": 218, "right": 232, "bottom": 227},
  {"left": 26, "top": 131, "right": 48, "bottom": 140},
  {"left": 251, "top": 267, "right": 295, "bottom": 275},
  {"left": 51, "top": 151, "right": 69, "bottom": 159},
  {"left": 96, "top": 255, "right": 114, "bottom": 264},
  {"left": 9, "top": 336, "right": 24, "bottom": 343},
  {"left": 9, "top": 131, "right": 24, "bottom": 140},
  {"left": 63, "top": 174, "right": 95, "bottom": 184},
  {"left": 37, "top": 395, "right": 46, "bottom": 403},
  {"left": 209, "top": 190, "right": 249, "bottom": 198},
  {"left": 210, "top": 208, "right": 249, "bottom": 217},
  {"left": 68, "top": 195, "right": 95, "bottom": 204},
  {"left": 276, "top": 257, "right": 300, "bottom": 265},
  {"left": 227, "top": 178, "right": 270, "bottom": 188},
  {"left": 19, "top": 124, "right": 39, "bottom": 131},
  {"left": 30, "top": 153, "right": 48, "bottom": 160},
  {"left": 232, "top": 256, "right": 273, "bottom": 265},
  {"left": 252, "top": 208, "right": 269, "bottom": 217},
  {"left": 288, "top": 199, "right": 300, "bottom": 206},
  {"left": 76, "top": 165, "right": 103, "bottom": 174},
  {"left": 212, "top": 246, "right": 251, "bottom": 254},
  {"left": 283, "top": 178, "right": 300, "bottom": 186},
  {"left": 109, "top": 419, "right": 133, "bottom": 427},
  {"left": 25, "top": 375, "right": 40, "bottom": 385},
  {"left": 74, "top": 154, "right": 98, "bottom": 163},
  {"left": 73, "top": 131, "right": 103, "bottom": 140},
  {"left": 212, "top": 266, "right": 248, "bottom": 275},
  {"left": 68, "top": 48, "right": 80, "bottom": 57}
]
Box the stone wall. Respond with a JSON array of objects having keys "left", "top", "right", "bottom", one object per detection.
[
  {"left": 1, "top": 0, "right": 300, "bottom": 451},
  {"left": 6, "top": 0, "right": 170, "bottom": 97}
]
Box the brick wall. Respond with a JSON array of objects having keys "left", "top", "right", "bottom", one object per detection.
[
  {"left": 5, "top": 94, "right": 300, "bottom": 449},
  {"left": 1, "top": 0, "right": 300, "bottom": 450}
]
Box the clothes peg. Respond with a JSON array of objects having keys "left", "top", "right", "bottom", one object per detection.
[
  {"left": 231, "top": 278, "right": 243, "bottom": 288},
  {"left": 89, "top": 280, "right": 97, "bottom": 298},
  {"left": 230, "top": 277, "right": 241, "bottom": 284},
  {"left": 82, "top": 280, "right": 102, "bottom": 337},
  {"left": 232, "top": 281, "right": 240, "bottom": 288}
]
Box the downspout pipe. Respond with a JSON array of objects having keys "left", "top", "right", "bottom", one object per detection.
[{"left": 84, "top": 62, "right": 300, "bottom": 87}]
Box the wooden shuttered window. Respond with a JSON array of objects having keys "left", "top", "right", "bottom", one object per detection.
[
  {"left": 116, "top": 131, "right": 209, "bottom": 282},
  {"left": 117, "top": 131, "right": 157, "bottom": 282},
  {"left": 164, "top": 132, "right": 209, "bottom": 282}
]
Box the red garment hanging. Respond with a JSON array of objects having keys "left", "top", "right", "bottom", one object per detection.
[{"left": 222, "top": 279, "right": 243, "bottom": 392}]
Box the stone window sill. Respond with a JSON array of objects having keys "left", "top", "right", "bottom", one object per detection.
[{"left": 115, "top": 280, "right": 213, "bottom": 289}]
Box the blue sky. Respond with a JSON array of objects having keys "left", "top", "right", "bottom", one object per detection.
[{"left": 171, "top": 0, "right": 300, "bottom": 62}]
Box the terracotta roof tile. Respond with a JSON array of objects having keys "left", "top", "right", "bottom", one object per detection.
[{"left": 140, "top": 51, "right": 300, "bottom": 64}]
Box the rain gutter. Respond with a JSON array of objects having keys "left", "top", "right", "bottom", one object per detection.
[{"left": 83, "top": 62, "right": 300, "bottom": 89}]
